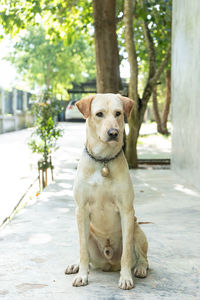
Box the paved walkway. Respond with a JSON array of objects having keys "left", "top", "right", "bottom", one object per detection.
[
  {"left": 0, "top": 123, "right": 84, "bottom": 226},
  {"left": 0, "top": 123, "right": 199, "bottom": 299},
  {"left": 0, "top": 129, "right": 38, "bottom": 225}
]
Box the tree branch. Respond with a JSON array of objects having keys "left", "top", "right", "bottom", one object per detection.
[
  {"left": 143, "top": 20, "right": 156, "bottom": 79},
  {"left": 150, "top": 46, "right": 171, "bottom": 86},
  {"left": 139, "top": 46, "right": 171, "bottom": 126},
  {"left": 142, "top": 46, "right": 171, "bottom": 102}
]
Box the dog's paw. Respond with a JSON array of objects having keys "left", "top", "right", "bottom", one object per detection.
[
  {"left": 119, "top": 275, "right": 134, "bottom": 290},
  {"left": 65, "top": 264, "right": 79, "bottom": 275},
  {"left": 134, "top": 264, "right": 148, "bottom": 278},
  {"left": 73, "top": 274, "right": 88, "bottom": 287}
]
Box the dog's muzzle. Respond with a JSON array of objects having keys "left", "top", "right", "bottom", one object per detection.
[{"left": 107, "top": 128, "right": 119, "bottom": 141}]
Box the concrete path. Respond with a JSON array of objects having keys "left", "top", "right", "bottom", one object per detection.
[
  {"left": 0, "top": 123, "right": 84, "bottom": 226},
  {"left": 0, "top": 122, "right": 199, "bottom": 299},
  {"left": 0, "top": 129, "right": 38, "bottom": 225}
]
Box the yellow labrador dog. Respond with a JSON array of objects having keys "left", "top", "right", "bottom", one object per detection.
[{"left": 65, "top": 93, "right": 148, "bottom": 290}]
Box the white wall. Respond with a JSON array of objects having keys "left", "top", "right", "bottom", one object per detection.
[
  {"left": 172, "top": 0, "right": 200, "bottom": 189},
  {"left": 0, "top": 88, "right": 34, "bottom": 133}
]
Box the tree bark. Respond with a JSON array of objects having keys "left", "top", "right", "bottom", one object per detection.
[
  {"left": 92, "top": 0, "right": 120, "bottom": 93},
  {"left": 162, "top": 69, "right": 171, "bottom": 134},
  {"left": 152, "top": 85, "right": 163, "bottom": 133},
  {"left": 152, "top": 69, "right": 171, "bottom": 135},
  {"left": 124, "top": 0, "right": 139, "bottom": 168},
  {"left": 124, "top": 0, "right": 138, "bottom": 101}
]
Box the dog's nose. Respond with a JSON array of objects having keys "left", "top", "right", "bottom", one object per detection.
[{"left": 107, "top": 128, "right": 119, "bottom": 139}]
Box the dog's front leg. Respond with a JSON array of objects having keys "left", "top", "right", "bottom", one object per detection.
[
  {"left": 119, "top": 208, "right": 135, "bottom": 290},
  {"left": 73, "top": 206, "right": 90, "bottom": 287}
]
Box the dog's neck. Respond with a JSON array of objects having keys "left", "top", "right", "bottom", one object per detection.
[
  {"left": 85, "top": 140, "right": 122, "bottom": 161},
  {"left": 85, "top": 145, "right": 123, "bottom": 163}
]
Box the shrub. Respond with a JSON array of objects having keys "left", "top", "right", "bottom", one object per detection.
[{"left": 29, "top": 90, "right": 63, "bottom": 187}]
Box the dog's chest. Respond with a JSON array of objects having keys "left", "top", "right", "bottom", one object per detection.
[
  {"left": 88, "top": 189, "right": 120, "bottom": 230},
  {"left": 85, "top": 171, "right": 120, "bottom": 214},
  {"left": 86, "top": 169, "right": 106, "bottom": 187}
]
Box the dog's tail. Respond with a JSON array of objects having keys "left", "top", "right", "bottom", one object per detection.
[
  {"left": 134, "top": 216, "right": 154, "bottom": 225},
  {"left": 138, "top": 221, "right": 154, "bottom": 225}
]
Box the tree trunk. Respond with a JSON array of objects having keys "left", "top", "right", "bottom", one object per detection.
[
  {"left": 162, "top": 69, "right": 171, "bottom": 134},
  {"left": 152, "top": 70, "right": 171, "bottom": 135},
  {"left": 124, "top": 0, "right": 139, "bottom": 167},
  {"left": 93, "top": 0, "right": 120, "bottom": 93},
  {"left": 126, "top": 114, "right": 139, "bottom": 168},
  {"left": 152, "top": 85, "right": 163, "bottom": 133}
]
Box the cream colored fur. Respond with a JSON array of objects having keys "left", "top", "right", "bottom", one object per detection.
[{"left": 65, "top": 93, "right": 148, "bottom": 290}]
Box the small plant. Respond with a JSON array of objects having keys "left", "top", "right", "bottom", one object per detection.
[{"left": 29, "top": 90, "right": 63, "bottom": 189}]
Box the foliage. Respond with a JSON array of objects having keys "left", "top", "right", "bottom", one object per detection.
[
  {"left": 136, "top": 0, "right": 171, "bottom": 67},
  {"left": 1, "top": 1, "right": 96, "bottom": 96},
  {"left": 28, "top": 89, "right": 63, "bottom": 168},
  {"left": 5, "top": 25, "right": 95, "bottom": 97},
  {"left": 118, "top": 0, "right": 171, "bottom": 81},
  {"left": 0, "top": 0, "right": 93, "bottom": 41},
  {"left": 1, "top": 0, "right": 171, "bottom": 82}
]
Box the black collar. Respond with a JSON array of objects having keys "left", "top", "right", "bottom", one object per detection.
[{"left": 85, "top": 146, "right": 123, "bottom": 164}]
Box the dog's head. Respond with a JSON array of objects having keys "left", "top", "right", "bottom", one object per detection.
[{"left": 76, "top": 93, "right": 134, "bottom": 146}]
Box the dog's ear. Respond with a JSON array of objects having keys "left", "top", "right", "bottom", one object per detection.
[
  {"left": 76, "top": 95, "right": 95, "bottom": 119},
  {"left": 117, "top": 94, "right": 134, "bottom": 118}
]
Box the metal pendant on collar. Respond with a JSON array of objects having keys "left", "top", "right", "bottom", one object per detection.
[{"left": 101, "top": 163, "right": 110, "bottom": 177}]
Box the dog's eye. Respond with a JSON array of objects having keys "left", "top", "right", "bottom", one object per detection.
[
  {"left": 96, "top": 112, "right": 103, "bottom": 118},
  {"left": 115, "top": 111, "right": 121, "bottom": 117}
]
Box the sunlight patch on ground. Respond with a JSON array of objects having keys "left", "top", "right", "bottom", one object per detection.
[
  {"left": 29, "top": 233, "right": 52, "bottom": 245},
  {"left": 174, "top": 184, "right": 200, "bottom": 197}
]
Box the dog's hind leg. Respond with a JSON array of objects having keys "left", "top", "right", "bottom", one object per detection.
[{"left": 133, "top": 223, "right": 149, "bottom": 278}]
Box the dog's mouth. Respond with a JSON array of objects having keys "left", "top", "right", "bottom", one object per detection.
[
  {"left": 107, "top": 136, "right": 118, "bottom": 142},
  {"left": 99, "top": 136, "right": 119, "bottom": 144}
]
